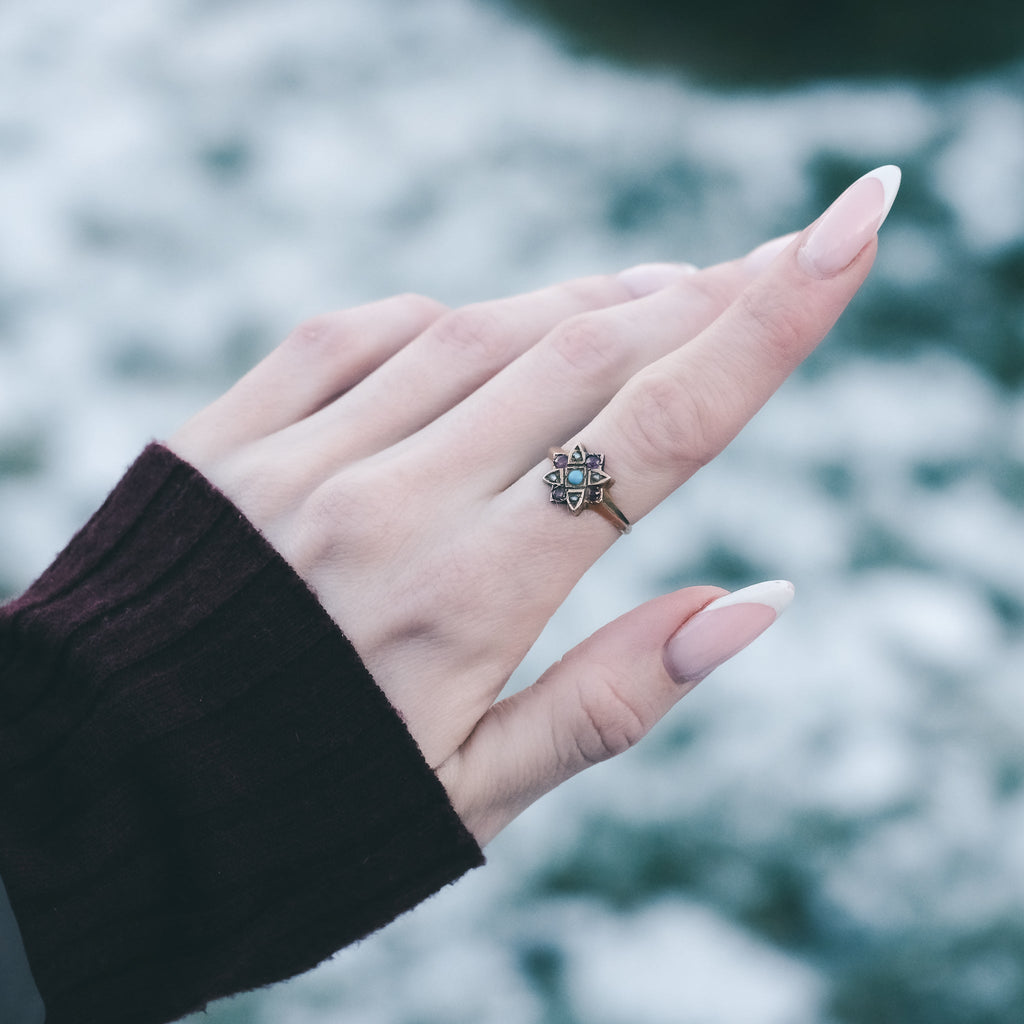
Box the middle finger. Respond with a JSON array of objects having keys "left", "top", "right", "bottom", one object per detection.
[{"left": 406, "top": 255, "right": 762, "bottom": 492}]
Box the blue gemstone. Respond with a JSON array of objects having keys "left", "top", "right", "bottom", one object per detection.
[{"left": 567, "top": 469, "right": 585, "bottom": 486}]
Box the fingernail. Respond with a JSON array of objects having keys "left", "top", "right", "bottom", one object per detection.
[
  {"left": 798, "top": 165, "right": 901, "bottom": 279},
  {"left": 743, "top": 232, "right": 800, "bottom": 274},
  {"left": 663, "top": 580, "right": 795, "bottom": 685},
  {"left": 618, "top": 261, "right": 700, "bottom": 298}
]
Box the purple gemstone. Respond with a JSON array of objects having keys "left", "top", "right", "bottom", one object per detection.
[
  {"left": 586, "top": 454, "right": 603, "bottom": 469},
  {"left": 552, "top": 487, "right": 567, "bottom": 502},
  {"left": 588, "top": 488, "right": 603, "bottom": 503},
  {"left": 553, "top": 454, "right": 569, "bottom": 469}
]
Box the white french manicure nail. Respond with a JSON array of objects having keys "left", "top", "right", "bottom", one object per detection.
[
  {"left": 798, "top": 165, "right": 902, "bottom": 279},
  {"left": 663, "top": 580, "right": 795, "bottom": 685}
]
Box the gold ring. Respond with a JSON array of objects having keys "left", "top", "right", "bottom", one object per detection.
[{"left": 543, "top": 443, "right": 631, "bottom": 534}]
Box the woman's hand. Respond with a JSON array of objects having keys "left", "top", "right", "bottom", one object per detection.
[{"left": 168, "top": 166, "right": 900, "bottom": 846}]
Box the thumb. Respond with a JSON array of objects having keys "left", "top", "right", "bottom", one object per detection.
[{"left": 438, "top": 580, "right": 795, "bottom": 846}]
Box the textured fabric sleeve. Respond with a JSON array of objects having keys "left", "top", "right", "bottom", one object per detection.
[{"left": 0, "top": 443, "right": 484, "bottom": 1024}]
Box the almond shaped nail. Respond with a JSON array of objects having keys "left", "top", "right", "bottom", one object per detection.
[
  {"left": 663, "top": 580, "right": 795, "bottom": 685},
  {"left": 798, "top": 165, "right": 901, "bottom": 279}
]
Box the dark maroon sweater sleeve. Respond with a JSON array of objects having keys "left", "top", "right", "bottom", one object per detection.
[{"left": 0, "top": 444, "right": 484, "bottom": 1024}]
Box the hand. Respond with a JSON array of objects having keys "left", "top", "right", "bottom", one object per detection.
[{"left": 168, "top": 166, "right": 900, "bottom": 846}]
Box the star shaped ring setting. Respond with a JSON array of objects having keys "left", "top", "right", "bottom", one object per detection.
[{"left": 543, "top": 443, "right": 631, "bottom": 534}]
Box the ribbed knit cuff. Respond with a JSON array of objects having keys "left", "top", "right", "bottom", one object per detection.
[{"left": 0, "top": 444, "right": 484, "bottom": 1024}]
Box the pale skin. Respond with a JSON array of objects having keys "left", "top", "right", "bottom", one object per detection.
[{"left": 168, "top": 185, "right": 881, "bottom": 848}]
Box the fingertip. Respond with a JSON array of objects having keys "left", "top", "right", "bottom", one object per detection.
[
  {"left": 618, "top": 261, "right": 700, "bottom": 298},
  {"left": 797, "top": 165, "right": 901, "bottom": 279}
]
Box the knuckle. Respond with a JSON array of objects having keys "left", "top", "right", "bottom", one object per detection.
[
  {"left": 733, "top": 287, "right": 807, "bottom": 364},
  {"left": 289, "top": 486, "right": 349, "bottom": 568},
  {"left": 429, "top": 304, "right": 509, "bottom": 362},
  {"left": 681, "top": 272, "right": 743, "bottom": 321},
  {"left": 549, "top": 313, "right": 624, "bottom": 378},
  {"left": 570, "top": 672, "right": 652, "bottom": 768},
  {"left": 284, "top": 313, "right": 341, "bottom": 355},
  {"left": 283, "top": 294, "right": 448, "bottom": 360},
  {"left": 295, "top": 473, "right": 397, "bottom": 566},
  {"left": 388, "top": 291, "right": 449, "bottom": 327},
  {"left": 557, "top": 272, "right": 622, "bottom": 308},
  {"left": 620, "top": 367, "right": 722, "bottom": 474}
]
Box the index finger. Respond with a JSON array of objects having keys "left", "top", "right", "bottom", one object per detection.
[{"left": 572, "top": 165, "right": 902, "bottom": 520}]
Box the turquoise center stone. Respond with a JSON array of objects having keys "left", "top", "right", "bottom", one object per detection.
[{"left": 567, "top": 469, "right": 585, "bottom": 486}]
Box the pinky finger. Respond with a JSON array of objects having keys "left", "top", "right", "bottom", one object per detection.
[
  {"left": 437, "top": 580, "right": 794, "bottom": 846},
  {"left": 170, "top": 293, "right": 447, "bottom": 462}
]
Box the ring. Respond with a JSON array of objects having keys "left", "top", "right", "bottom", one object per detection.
[{"left": 543, "top": 443, "right": 631, "bottom": 534}]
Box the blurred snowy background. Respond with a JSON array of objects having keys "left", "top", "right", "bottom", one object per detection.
[{"left": 2, "top": 0, "right": 1024, "bottom": 1021}]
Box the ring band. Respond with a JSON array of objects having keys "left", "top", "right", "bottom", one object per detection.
[{"left": 543, "top": 444, "right": 631, "bottom": 534}]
